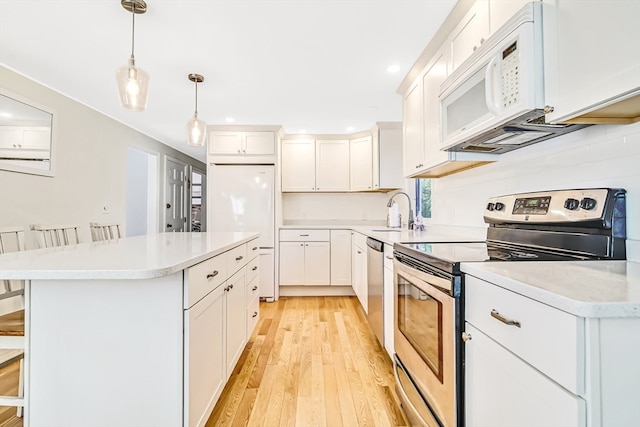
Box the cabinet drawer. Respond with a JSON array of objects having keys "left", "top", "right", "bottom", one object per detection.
[
  {"left": 227, "top": 244, "right": 247, "bottom": 275},
  {"left": 465, "top": 275, "right": 584, "bottom": 394},
  {"left": 246, "top": 256, "right": 259, "bottom": 284},
  {"left": 280, "top": 229, "right": 330, "bottom": 242},
  {"left": 247, "top": 239, "right": 259, "bottom": 260},
  {"left": 184, "top": 255, "right": 227, "bottom": 309},
  {"left": 247, "top": 276, "right": 260, "bottom": 301},
  {"left": 247, "top": 294, "right": 260, "bottom": 337},
  {"left": 353, "top": 232, "right": 367, "bottom": 249}
]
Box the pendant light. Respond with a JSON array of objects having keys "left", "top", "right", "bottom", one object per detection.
[
  {"left": 116, "top": 0, "right": 149, "bottom": 111},
  {"left": 186, "top": 74, "right": 207, "bottom": 147}
]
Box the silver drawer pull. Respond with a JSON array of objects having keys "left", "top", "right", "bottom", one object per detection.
[
  {"left": 252, "top": 311, "right": 258, "bottom": 318},
  {"left": 385, "top": 255, "right": 393, "bottom": 260},
  {"left": 252, "top": 285, "right": 258, "bottom": 291},
  {"left": 206, "top": 270, "right": 219, "bottom": 279},
  {"left": 299, "top": 234, "right": 309, "bottom": 237},
  {"left": 252, "top": 246, "right": 258, "bottom": 251},
  {"left": 235, "top": 255, "right": 243, "bottom": 261},
  {"left": 491, "top": 309, "right": 521, "bottom": 328},
  {"left": 252, "top": 266, "right": 258, "bottom": 271}
]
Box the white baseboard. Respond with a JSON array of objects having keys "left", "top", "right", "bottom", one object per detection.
[{"left": 279, "top": 285, "right": 356, "bottom": 297}]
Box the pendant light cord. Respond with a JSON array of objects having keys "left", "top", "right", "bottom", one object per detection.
[
  {"left": 194, "top": 81, "right": 199, "bottom": 115},
  {"left": 130, "top": 4, "right": 136, "bottom": 61}
]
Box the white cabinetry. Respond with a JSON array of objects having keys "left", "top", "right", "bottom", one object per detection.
[
  {"left": 0, "top": 126, "right": 50, "bottom": 159},
  {"left": 489, "top": 0, "right": 529, "bottom": 34},
  {"left": 351, "top": 232, "right": 368, "bottom": 312},
  {"left": 382, "top": 244, "right": 394, "bottom": 359},
  {"left": 464, "top": 274, "right": 640, "bottom": 427},
  {"left": 330, "top": 229, "right": 352, "bottom": 286},
  {"left": 279, "top": 229, "right": 330, "bottom": 286},
  {"left": 402, "top": 80, "right": 425, "bottom": 176},
  {"left": 281, "top": 139, "right": 349, "bottom": 192},
  {"left": 449, "top": 0, "right": 490, "bottom": 72},
  {"left": 542, "top": 0, "right": 640, "bottom": 124},
  {"left": 349, "top": 136, "right": 373, "bottom": 191},
  {"left": 373, "top": 122, "right": 404, "bottom": 191},
  {"left": 224, "top": 268, "right": 246, "bottom": 375},
  {"left": 208, "top": 129, "right": 277, "bottom": 163}
]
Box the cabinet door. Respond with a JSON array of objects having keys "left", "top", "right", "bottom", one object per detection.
[
  {"left": 382, "top": 246, "right": 394, "bottom": 359},
  {"left": 330, "top": 230, "right": 352, "bottom": 286},
  {"left": 225, "top": 270, "right": 246, "bottom": 376},
  {"left": 243, "top": 131, "right": 275, "bottom": 155},
  {"left": 185, "top": 284, "right": 225, "bottom": 427},
  {"left": 352, "top": 242, "right": 368, "bottom": 312},
  {"left": 422, "top": 49, "right": 451, "bottom": 169},
  {"left": 303, "top": 241, "right": 330, "bottom": 286},
  {"left": 403, "top": 80, "right": 425, "bottom": 176},
  {"left": 464, "top": 322, "right": 586, "bottom": 426},
  {"left": 281, "top": 139, "right": 316, "bottom": 192},
  {"left": 349, "top": 136, "right": 373, "bottom": 191},
  {"left": 489, "top": 0, "right": 529, "bottom": 34},
  {"left": 543, "top": 0, "right": 640, "bottom": 123},
  {"left": 315, "top": 139, "right": 350, "bottom": 191},
  {"left": 450, "top": 0, "right": 490, "bottom": 72},
  {"left": 279, "top": 241, "right": 305, "bottom": 286},
  {"left": 209, "top": 131, "right": 242, "bottom": 155}
]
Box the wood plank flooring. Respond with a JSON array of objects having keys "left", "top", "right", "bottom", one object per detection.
[{"left": 206, "top": 296, "right": 408, "bottom": 427}]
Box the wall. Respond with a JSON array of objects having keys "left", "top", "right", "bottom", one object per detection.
[
  {"left": 0, "top": 66, "right": 205, "bottom": 248},
  {"left": 431, "top": 122, "right": 640, "bottom": 261}
]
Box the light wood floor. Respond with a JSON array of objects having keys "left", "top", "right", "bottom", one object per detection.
[
  {"left": 206, "top": 296, "right": 408, "bottom": 427},
  {"left": 0, "top": 359, "right": 22, "bottom": 427}
]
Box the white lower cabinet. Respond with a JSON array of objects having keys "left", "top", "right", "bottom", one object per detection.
[
  {"left": 279, "top": 229, "right": 330, "bottom": 286},
  {"left": 464, "top": 274, "right": 640, "bottom": 427},
  {"left": 351, "top": 232, "right": 368, "bottom": 312},
  {"left": 382, "top": 244, "right": 394, "bottom": 359},
  {"left": 224, "top": 269, "right": 247, "bottom": 376},
  {"left": 330, "top": 229, "right": 352, "bottom": 286}
]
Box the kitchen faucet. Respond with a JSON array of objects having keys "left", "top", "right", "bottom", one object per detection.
[{"left": 386, "top": 192, "right": 415, "bottom": 230}]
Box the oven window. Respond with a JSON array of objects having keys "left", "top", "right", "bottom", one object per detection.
[{"left": 398, "top": 277, "right": 444, "bottom": 382}]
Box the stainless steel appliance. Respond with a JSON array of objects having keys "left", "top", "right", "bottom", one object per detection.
[
  {"left": 366, "top": 237, "right": 384, "bottom": 346},
  {"left": 439, "top": 2, "right": 587, "bottom": 154},
  {"left": 393, "top": 188, "right": 627, "bottom": 427}
]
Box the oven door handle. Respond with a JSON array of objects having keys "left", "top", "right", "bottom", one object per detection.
[{"left": 491, "top": 309, "right": 521, "bottom": 328}]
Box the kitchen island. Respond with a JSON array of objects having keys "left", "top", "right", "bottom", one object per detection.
[{"left": 0, "top": 231, "right": 260, "bottom": 427}]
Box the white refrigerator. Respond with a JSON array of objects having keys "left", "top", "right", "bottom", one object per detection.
[{"left": 208, "top": 164, "right": 275, "bottom": 300}]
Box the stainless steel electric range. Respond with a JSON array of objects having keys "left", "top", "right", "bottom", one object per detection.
[{"left": 392, "top": 188, "right": 627, "bottom": 427}]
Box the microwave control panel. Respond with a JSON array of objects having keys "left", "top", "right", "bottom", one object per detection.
[{"left": 501, "top": 41, "right": 520, "bottom": 109}]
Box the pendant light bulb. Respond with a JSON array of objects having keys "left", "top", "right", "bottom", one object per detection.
[
  {"left": 116, "top": 0, "right": 149, "bottom": 111},
  {"left": 187, "top": 74, "right": 207, "bottom": 147}
]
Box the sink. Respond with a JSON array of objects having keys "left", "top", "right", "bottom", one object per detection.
[{"left": 371, "top": 229, "right": 403, "bottom": 232}]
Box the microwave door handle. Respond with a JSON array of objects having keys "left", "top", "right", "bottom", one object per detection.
[{"left": 485, "top": 55, "right": 501, "bottom": 114}]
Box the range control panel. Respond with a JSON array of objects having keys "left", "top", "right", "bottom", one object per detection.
[{"left": 484, "top": 189, "right": 616, "bottom": 223}]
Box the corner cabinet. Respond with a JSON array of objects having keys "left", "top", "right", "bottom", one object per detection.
[{"left": 464, "top": 275, "right": 640, "bottom": 427}]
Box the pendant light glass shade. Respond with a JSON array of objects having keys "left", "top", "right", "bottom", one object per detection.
[
  {"left": 187, "top": 113, "right": 207, "bottom": 147},
  {"left": 116, "top": 58, "right": 149, "bottom": 111},
  {"left": 116, "top": 0, "right": 149, "bottom": 111},
  {"left": 187, "top": 73, "right": 207, "bottom": 147}
]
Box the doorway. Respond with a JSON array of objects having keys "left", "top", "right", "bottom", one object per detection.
[
  {"left": 191, "top": 167, "right": 206, "bottom": 232},
  {"left": 165, "top": 156, "right": 188, "bottom": 232},
  {"left": 126, "top": 147, "right": 158, "bottom": 236}
]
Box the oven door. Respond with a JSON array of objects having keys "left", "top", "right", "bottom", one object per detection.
[{"left": 394, "top": 259, "right": 459, "bottom": 427}]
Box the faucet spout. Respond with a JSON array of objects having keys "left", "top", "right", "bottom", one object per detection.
[{"left": 386, "top": 191, "right": 415, "bottom": 230}]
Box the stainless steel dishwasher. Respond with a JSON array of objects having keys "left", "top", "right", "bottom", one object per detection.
[{"left": 366, "top": 237, "right": 384, "bottom": 347}]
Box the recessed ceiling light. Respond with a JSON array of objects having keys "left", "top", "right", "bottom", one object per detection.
[
  {"left": 346, "top": 126, "right": 355, "bottom": 132},
  {"left": 387, "top": 64, "right": 400, "bottom": 73},
  {"left": 225, "top": 117, "right": 235, "bottom": 123},
  {"left": 0, "top": 112, "right": 11, "bottom": 118}
]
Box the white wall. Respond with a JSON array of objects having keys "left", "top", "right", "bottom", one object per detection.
[{"left": 0, "top": 66, "right": 205, "bottom": 248}]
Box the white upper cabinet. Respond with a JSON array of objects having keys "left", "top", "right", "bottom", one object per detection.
[
  {"left": 373, "top": 122, "right": 404, "bottom": 190},
  {"left": 349, "top": 136, "right": 373, "bottom": 191},
  {"left": 542, "top": 0, "right": 640, "bottom": 124},
  {"left": 489, "top": 0, "right": 530, "bottom": 34},
  {"left": 208, "top": 128, "right": 277, "bottom": 164},
  {"left": 402, "top": 79, "right": 425, "bottom": 176},
  {"left": 449, "top": 0, "right": 490, "bottom": 73},
  {"left": 281, "top": 138, "right": 316, "bottom": 192},
  {"left": 316, "top": 139, "right": 350, "bottom": 192}
]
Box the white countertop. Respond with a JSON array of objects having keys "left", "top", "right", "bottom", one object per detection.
[
  {"left": 461, "top": 261, "right": 640, "bottom": 318},
  {"left": 280, "top": 224, "right": 487, "bottom": 245},
  {"left": 0, "top": 232, "right": 259, "bottom": 280}
]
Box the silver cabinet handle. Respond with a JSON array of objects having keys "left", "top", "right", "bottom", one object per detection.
[
  {"left": 235, "top": 255, "right": 243, "bottom": 261},
  {"left": 252, "top": 246, "right": 258, "bottom": 251},
  {"left": 462, "top": 332, "right": 472, "bottom": 342},
  {"left": 491, "top": 309, "right": 521, "bottom": 328},
  {"left": 252, "top": 285, "right": 258, "bottom": 291},
  {"left": 252, "top": 311, "right": 258, "bottom": 318},
  {"left": 357, "top": 250, "right": 362, "bottom": 254},
  {"left": 299, "top": 234, "right": 309, "bottom": 237},
  {"left": 385, "top": 255, "right": 393, "bottom": 260},
  {"left": 206, "top": 270, "right": 219, "bottom": 279},
  {"left": 252, "top": 266, "right": 258, "bottom": 271}
]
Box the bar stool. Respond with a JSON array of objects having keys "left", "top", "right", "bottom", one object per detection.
[
  {"left": 30, "top": 224, "right": 81, "bottom": 248},
  {"left": 89, "top": 222, "right": 122, "bottom": 242},
  {"left": 0, "top": 226, "right": 26, "bottom": 417}
]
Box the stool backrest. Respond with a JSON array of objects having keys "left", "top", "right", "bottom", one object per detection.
[
  {"left": 90, "top": 222, "right": 122, "bottom": 242},
  {"left": 0, "top": 226, "right": 26, "bottom": 302},
  {"left": 30, "top": 224, "right": 81, "bottom": 248}
]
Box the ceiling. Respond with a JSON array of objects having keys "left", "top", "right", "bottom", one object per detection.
[{"left": 0, "top": 0, "right": 456, "bottom": 163}]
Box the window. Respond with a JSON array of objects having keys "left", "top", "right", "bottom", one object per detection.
[{"left": 415, "top": 178, "right": 432, "bottom": 219}]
